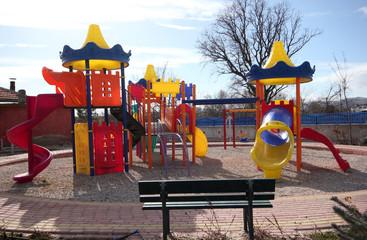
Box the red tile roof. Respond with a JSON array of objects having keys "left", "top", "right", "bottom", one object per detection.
[{"left": 0, "top": 86, "right": 18, "bottom": 102}]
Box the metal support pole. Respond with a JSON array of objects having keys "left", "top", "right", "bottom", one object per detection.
[
  {"left": 69, "top": 66, "right": 77, "bottom": 174},
  {"left": 120, "top": 63, "right": 129, "bottom": 172},
  {"left": 85, "top": 59, "right": 95, "bottom": 176}
]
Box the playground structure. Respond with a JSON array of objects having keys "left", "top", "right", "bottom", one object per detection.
[
  {"left": 6, "top": 24, "right": 207, "bottom": 183},
  {"left": 245, "top": 41, "right": 350, "bottom": 178},
  {"left": 5, "top": 25, "right": 350, "bottom": 182}
]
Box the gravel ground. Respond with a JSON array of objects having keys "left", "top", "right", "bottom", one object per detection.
[{"left": 0, "top": 146, "right": 366, "bottom": 202}]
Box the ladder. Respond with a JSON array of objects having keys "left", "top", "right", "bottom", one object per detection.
[{"left": 158, "top": 120, "right": 190, "bottom": 178}]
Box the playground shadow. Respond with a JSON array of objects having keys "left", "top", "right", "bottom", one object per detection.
[{"left": 276, "top": 159, "right": 367, "bottom": 195}]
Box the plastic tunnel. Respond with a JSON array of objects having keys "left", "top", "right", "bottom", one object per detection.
[{"left": 251, "top": 107, "right": 294, "bottom": 179}]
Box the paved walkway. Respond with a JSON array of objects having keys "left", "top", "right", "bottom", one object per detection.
[
  {"left": 1, "top": 190, "right": 366, "bottom": 239},
  {"left": 0, "top": 143, "right": 366, "bottom": 239}
]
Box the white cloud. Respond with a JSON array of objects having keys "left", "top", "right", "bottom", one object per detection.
[
  {"left": 0, "top": 0, "right": 223, "bottom": 30},
  {"left": 358, "top": 7, "right": 367, "bottom": 15},
  {"left": 156, "top": 23, "right": 197, "bottom": 31},
  {"left": 126, "top": 46, "right": 201, "bottom": 79},
  {"left": 311, "top": 62, "right": 367, "bottom": 98},
  {"left": 0, "top": 43, "right": 48, "bottom": 48}
]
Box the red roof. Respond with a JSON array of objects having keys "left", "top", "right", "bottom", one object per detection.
[{"left": 0, "top": 86, "right": 18, "bottom": 102}]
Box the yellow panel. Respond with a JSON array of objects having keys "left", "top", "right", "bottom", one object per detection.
[
  {"left": 151, "top": 78, "right": 180, "bottom": 97},
  {"left": 74, "top": 123, "right": 91, "bottom": 175},
  {"left": 251, "top": 77, "right": 312, "bottom": 85},
  {"left": 63, "top": 59, "right": 128, "bottom": 71}
]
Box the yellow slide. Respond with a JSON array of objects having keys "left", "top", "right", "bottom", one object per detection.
[
  {"left": 186, "top": 127, "right": 208, "bottom": 157},
  {"left": 251, "top": 121, "right": 294, "bottom": 179}
]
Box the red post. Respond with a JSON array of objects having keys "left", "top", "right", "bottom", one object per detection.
[
  {"left": 296, "top": 77, "right": 302, "bottom": 171},
  {"left": 232, "top": 111, "right": 235, "bottom": 148},
  {"left": 192, "top": 84, "right": 196, "bottom": 163},
  {"left": 181, "top": 81, "right": 187, "bottom": 166},
  {"left": 147, "top": 80, "right": 152, "bottom": 169}
]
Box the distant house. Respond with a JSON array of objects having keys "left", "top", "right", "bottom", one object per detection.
[
  {"left": 0, "top": 80, "right": 71, "bottom": 147},
  {"left": 352, "top": 104, "right": 367, "bottom": 112}
]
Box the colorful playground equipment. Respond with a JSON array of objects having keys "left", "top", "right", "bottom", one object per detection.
[
  {"left": 6, "top": 25, "right": 349, "bottom": 182},
  {"left": 7, "top": 94, "right": 64, "bottom": 183},
  {"left": 124, "top": 64, "right": 208, "bottom": 177},
  {"left": 246, "top": 41, "right": 350, "bottom": 178},
  {"left": 7, "top": 24, "right": 209, "bottom": 183}
]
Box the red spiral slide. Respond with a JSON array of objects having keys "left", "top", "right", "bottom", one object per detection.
[{"left": 6, "top": 94, "right": 64, "bottom": 183}]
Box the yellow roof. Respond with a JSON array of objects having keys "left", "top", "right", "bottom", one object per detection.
[
  {"left": 143, "top": 64, "right": 158, "bottom": 81},
  {"left": 263, "top": 41, "right": 294, "bottom": 68},
  {"left": 82, "top": 24, "right": 110, "bottom": 49}
]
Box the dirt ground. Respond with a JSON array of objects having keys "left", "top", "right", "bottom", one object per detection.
[{"left": 0, "top": 145, "right": 366, "bottom": 202}]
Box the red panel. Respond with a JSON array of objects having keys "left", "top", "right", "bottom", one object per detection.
[
  {"left": 93, "top": 122, "right": 124, "bottom": 175},
  {"left": 129, "top": 83, "right": 145, "bottom": 102},
  {"left": 42, "top": 67, "right": 87, "bottom": 107}
]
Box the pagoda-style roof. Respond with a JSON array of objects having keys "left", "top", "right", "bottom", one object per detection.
[
  {"left": 246, "top": 61, "right": 315, "bottom": 85},
  {"left": 246, "top": 41, "right": 315, "bottom": 85},
  {"left": 59, "top": 24, "right": 131, "bottom": 70}
]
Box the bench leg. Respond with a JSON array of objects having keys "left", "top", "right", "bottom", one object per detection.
[
  {"left": 243, "top": 208, "right": 248, "bottom": 233},
  {"left": 243, "top": 208, "right": 254, "bottom": 240},
  {"left": 248, "top": 207, "right": 254, "bottom": 240},
  {"left": 162, "top": 208, "right": 170, "bottom": 240}
]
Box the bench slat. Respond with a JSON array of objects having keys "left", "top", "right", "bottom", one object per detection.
[
  {"left": 138, "top": 178, "right": 275, "bottom": 195},
  {"left": 140, "top": 193, "right": 275, "bottom": 202},
  {"left": 142, "top": 200, "right": 272, "bottom": 210}
]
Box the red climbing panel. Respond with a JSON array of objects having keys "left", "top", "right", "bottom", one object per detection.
[
  {"left": 91, "top": 70, "right": 121, "bottom": 107},
  {"left": 42, "top": 67, "right": 87, "bottom": 107},
  {"left": 129, "top": 83, "right": 145, "bottom": 102},
  {"left": 93, "top": 122, "right": 124, "bottom": 175}
]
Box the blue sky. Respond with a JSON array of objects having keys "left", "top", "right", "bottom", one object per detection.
[{"left": 0, "top": 0, "right": 366, "bottom": 100}]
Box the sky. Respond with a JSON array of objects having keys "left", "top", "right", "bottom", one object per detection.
[{"left": 0, "top": 0, "right": 366, "bottom": 101}]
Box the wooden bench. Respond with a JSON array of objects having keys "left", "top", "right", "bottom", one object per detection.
[{"left": 138, "top": 178, "right": 276, "bottom": 240}]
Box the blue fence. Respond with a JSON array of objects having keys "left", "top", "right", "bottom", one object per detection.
[{"left": 196, "top": 112, "right": 367, "bottom": 126}]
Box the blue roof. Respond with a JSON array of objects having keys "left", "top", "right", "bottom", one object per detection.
[
  {"left": 245, "top": 61, "right": 315, "bottom": 85},
  {"left": 60, "top": 42, "right": 131, "bottom": 70}
]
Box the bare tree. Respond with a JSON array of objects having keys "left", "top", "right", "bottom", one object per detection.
[
  {"left": 330, "top": 52, "right": 353, "bottom": 144},
  {"left": 322, "top": 83, "right": 340, "bottom": 113},
  {"left": 197, "top": 0, "right": 322, "bottom": 102}
]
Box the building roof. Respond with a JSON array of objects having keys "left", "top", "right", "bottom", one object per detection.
[{"left": 0, "top": 86, "right": 18, "bottom": 102}]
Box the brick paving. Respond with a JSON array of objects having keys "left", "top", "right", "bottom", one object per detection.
[
  {"left": 0, "top": 143, "right": 366, "bottom": 239},
  {"left": 0, "top": 190, "right": 366, "bottom": 239}
]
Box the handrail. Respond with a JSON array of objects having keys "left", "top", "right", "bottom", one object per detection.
[{"left": 125, "top": 89, "right": 145, "bottom": 128}]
